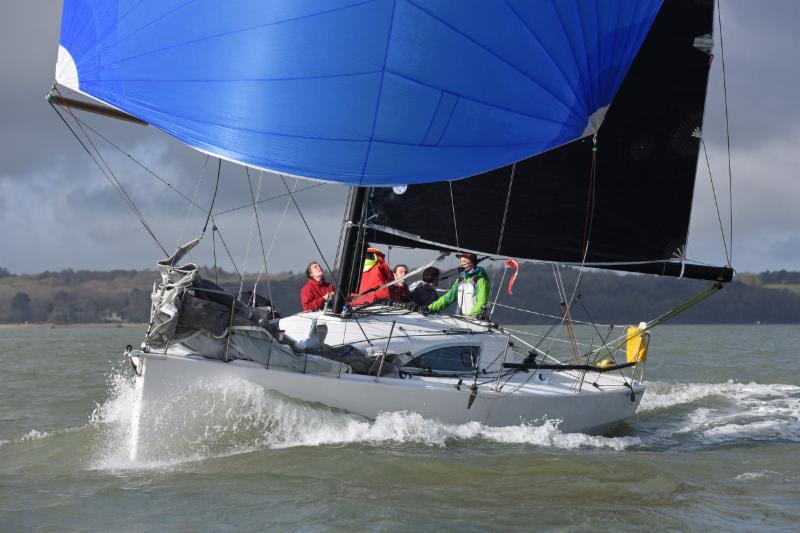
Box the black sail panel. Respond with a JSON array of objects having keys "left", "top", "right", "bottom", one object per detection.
[{"left": 367, "top": 1, "right": 732, "bottom": 282}]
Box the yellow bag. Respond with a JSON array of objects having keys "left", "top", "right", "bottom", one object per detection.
[{"left": 626, "top": 323, "right": 649, "bottom": 365}]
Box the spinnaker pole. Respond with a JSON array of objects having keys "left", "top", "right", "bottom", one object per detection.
[{"left": 46, "top": 91, "right": 148, "bottom": 126}]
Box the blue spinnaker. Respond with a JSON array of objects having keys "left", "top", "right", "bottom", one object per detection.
[{"left": 56, "top": 0, "right": 663, "bottom": 186}]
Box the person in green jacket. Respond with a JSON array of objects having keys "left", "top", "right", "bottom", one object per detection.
[{"left": 426, "top": 253, "right": 490, "bottom": 318}]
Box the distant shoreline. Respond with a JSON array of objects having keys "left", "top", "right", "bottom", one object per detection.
[{"left": 0, "top": 323, "right": 148, "bottom": 330}]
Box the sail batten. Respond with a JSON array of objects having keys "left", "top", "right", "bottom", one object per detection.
[{"left": 56, "top": 0, "right": 663, "bottom": 186}]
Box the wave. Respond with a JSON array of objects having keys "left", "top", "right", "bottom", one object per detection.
[
  {"left": 87, "top": 373, "right": 800, "bottom": 469},
  {"left": 639, "top": 381, "right": 799, "bottom": 412},
  {"left": 637, "top": 380, "right": 800, "bottom": 446},
  {"left": 20, "top": 429, "right": 52, "bottom": 441},
  {"left": 89, "top": 372, "right": 640, "bottom": 470}
]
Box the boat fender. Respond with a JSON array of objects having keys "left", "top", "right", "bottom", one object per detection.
[{"left": 625, "top": 322, "right": 649, "bottom": 365}]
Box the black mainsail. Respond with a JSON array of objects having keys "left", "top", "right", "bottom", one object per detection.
[{"left": 364, "top": 1, "right": 732, "bottom": 282}]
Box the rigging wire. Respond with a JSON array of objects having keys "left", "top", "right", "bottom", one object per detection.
[
  {"left": 262, "top": 178, "right": 298, "bottom": 274},
  {"left": 201, "top": 159, "right": 222, "bottom": 236},
  {"left": 49, "top": 96, "right": 168, "bottom": 256},
  {"left": 211, "top": 221, "right": 219, "bottom": 284},
  {"left": 488, "top": 163, "right": 517, "bottom": 311},
  {"left": 279, "top": 175, "right": 343, "bottom": 294},
  {"left": 716, "top": 0, "right": 734, "bottom": 265},
  {"left": 700, "top": 137, "right": 731, "bottom": 264},
  {"left": 552, "top": 264, "right": 582, "bottom": 364},
  {"left": 566, "top": 135, "right": 599, "bottom": 306},
  {"left": 68, "top": 115, "right": 205, "bottom": 211},
  {"left": 176, "top": 155, "right": 210, "bottom": 254},
  {"left": 237, "top": 167, "right": 261, "bottom": 299},
  {"left": 213, "top": 221, "right": 243, "bottom": 282},
  {"left": 448, "top": 180, "right": 460, "bottom": 251},
  {"left": 50, "top": 108, "right": 324, "bottom": 295},
  {"left": 492, "top": 302, "right": 614, "bottom": 328},
  {"left": 212, "top": 183, "right": 325, "bottom": 217},
  {"left": 252, "top": 170, "right": 274, "bottom": 307}
]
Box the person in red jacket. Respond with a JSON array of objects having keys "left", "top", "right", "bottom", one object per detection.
[
  {"left": 352, "top": 247, "right": 393, "bottom": 306},
  {"left": 300, "top": 262, "right": 335, "bottom": 312}
]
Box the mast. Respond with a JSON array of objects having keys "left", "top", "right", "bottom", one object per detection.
[{"left": 332, "top": 187, "right": 367, "bottom": 314}]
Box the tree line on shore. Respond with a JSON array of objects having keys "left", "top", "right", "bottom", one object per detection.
[{"left": 1, "top": 265, "right": 799, "bottom": 325}]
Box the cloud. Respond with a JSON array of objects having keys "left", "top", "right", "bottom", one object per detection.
[
  {"left": 688, "top": 121, "right": 800, "bottom": 272},
  {"left": 1, "top": 1, "right": 799, "bottom": 276}
]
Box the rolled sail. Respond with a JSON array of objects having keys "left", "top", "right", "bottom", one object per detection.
[{"left": 56, "top": 0, "right": 662, "bottom": 186}]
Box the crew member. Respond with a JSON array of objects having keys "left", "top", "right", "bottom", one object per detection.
[
  {"left": 352, "top": 247, "right": 393, "bottom": 305},
  {"left": 389, "top": 264, "right": 411, "bottom": 302},
  {"left": 300, "top": 261, "right": 335, "bottom": 312},
  {"left": 409, "top": 266, "right": 440, "bottom": 306},
  {"left": 426, "top": 253, "right": 490, "bottom": 318}
]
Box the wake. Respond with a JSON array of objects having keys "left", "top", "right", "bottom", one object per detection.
[{"left": 86, "top": 373, "right": 800, "bottom": 470}]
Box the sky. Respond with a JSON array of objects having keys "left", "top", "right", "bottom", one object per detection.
[{"left": 1, "top": 1, "right": 799, "bottom": 276}]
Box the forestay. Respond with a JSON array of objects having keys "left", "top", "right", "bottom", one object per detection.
[{"left": 56, "top": 0, "right": 662, "bottom": 185}]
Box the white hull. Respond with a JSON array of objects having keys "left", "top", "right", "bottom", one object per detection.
[
  {"left": 128, "top": 310, "right": 644, "bottom": 455},
  {"left": 136, "top": 354, "right": 642, "bottom": 432}
]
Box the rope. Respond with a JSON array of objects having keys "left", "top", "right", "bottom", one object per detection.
[
  {"left": 565, "top": 136, "right": 599, "bottom": 309},
  {"left": 176, "top": 155, "right": 210, "bottom": 255},
  {"left": 211, "top": 221, "right": 219, "bottom": 284},
  {"left": 552, "top": 265, "right": 581, "bottom": 363},
  {"left": 237, "top": 168, "right": 260, "bottom": 300},
  {"left": 280, "top": 175, "right": 340, "bottom": 291},
  {"left": 700, "top": 137, "right": 731, "bottom": 264},
  {"left": 495, "top": 163, "right": 516, "bottom": 256},
  {"left": 262, "top": 178, "right": 297, "bottom": 270},
  {"left": 212, "top": 183, "right": 324, "bottom": 217},
  {"left": 49, "top": 98, "right": 168, "bottom": 256},
  {"left": 492, "top": 302, "right": 615, "bottom": 328},
  {"left": 488, "top": 163, "right": 516, "bottom": 311},
  {"left": 586, "top": 283, "right": 721, "bottom": 359},
  {"left": 279, "top": 175, "right": 373, "bottom": 349},
  {"left": 350, "top": 254, "right": 445, "bottom": 302},
  {"left": 489, "top": 265, "right": 508, "bottom": 317},
  {"left": 201, "top": 159, "right": 222, "bottom": 236},
  {"left": 214, "top": 223, "right": 243, "bottom": 282},
  {"left": 716, "top": 0, "right": 734, "bottom": 265},
  {"left": 448, "top": 181, "right": 460, "bottom": 251},
  {"left": 69, "top": 115, "right": 204, "bottom": 211}
]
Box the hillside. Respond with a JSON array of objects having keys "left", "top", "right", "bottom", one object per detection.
[{"left": 1, "top": 266, "right": 799, "bottom": 325}]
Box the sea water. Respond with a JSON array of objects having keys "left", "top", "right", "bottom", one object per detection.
[{"left": 0, "top": 325, "right": 798, "bottom": 531}]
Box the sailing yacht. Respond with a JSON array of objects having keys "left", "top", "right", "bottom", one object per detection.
[{"left": 50, "top": 1, "right": 734, "bottom": 442}]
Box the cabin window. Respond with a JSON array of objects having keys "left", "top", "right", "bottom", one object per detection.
[{"left": 404, "top": 345, "right": 480, "bottom": 373}]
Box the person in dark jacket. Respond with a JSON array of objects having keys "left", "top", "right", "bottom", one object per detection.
[
  {"left": 409, "top": 266, "right": 440, "bottom": 306},
  {"left": 300, "top": 262, "right": 335, "bottom": 312},
  {"left": 389, "top": 264, "right": 411, "bottom": 303}
]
